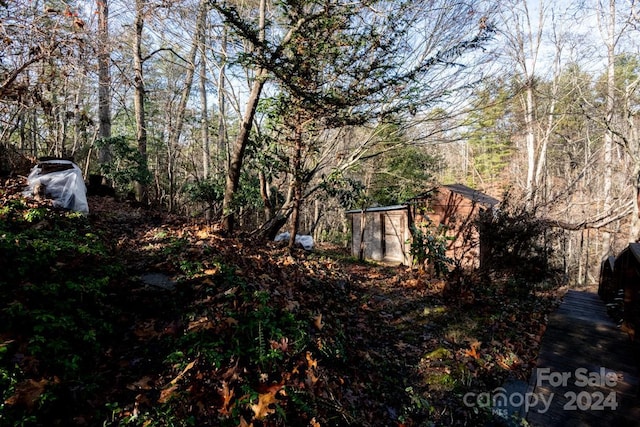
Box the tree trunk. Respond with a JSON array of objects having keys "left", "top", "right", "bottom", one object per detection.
[
  {"left": 259, "top": 170, "right": 274, "bottom": 220},
  {"left": 97, "top": 0, "right": 112, "bottom": 174},
  {"left": 359, "top": 209, "right": 367, "bottom": 261},
  {"left": 524, "top": 80, "right": 536, "bottom": 205},
  {"left": 221, "top": 70, "right": 267, "bottom": 233},
  {"left": 200, "top": 24, "right": 210, "bottom": 181},
  {"left": 602, "top": 0, "right": 615, "bottom": 257},
  {"left": 220, "top": 0, "right": 267, "bottom": 234},
  {"left": 133, "top": 0, "right": 148, "bottom": 204},
  {"left": 217, "top": 25, "right": 228, "bottom": 173},
  {"left": 165, "top": 0, "right": 207, "bottom": 211},
  {"left": 257, "top": 181, "right": 295, "bottom": 241},
  {"left": 533, "top": 42, "right": 561, "bottom": 204},
  {"left": 310, "top": 198, "right": 321, "bottom": 241},
  {"left": 288, "top": 121, "right": 304, "bottom": 249}
]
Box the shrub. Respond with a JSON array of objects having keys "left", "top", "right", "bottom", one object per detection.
[
  {"left": 408, "top": 221, "right": 452, "bottom": 276},
  {"left": 476, "top": 195, "right": 558, "bottom": 284}
]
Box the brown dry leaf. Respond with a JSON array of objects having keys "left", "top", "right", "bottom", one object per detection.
[
  {"left": 270, "top": 337, "right": 288, "bottom": 352},
  {"left": 238, "top": 416, "right": 253, "bottom": 427},
  {"left": 222, "top": 359, "right": 241, "bottom": 381},
  {"left": 313, "top": 313, "right": 324, "bottom": 330},
  {"left": 218, "top": 381, "right": 235, "bottom": 415},
  {"left": 463, "top": 341, "right": 481, "bottom": 360},
  {"left": 310, "top": 418, "right": 321, "bottom": 427},
  {"left": 250, "top": 391, "right": 278, "bottom": 420},
  {"left": 282, "top": 256, "right": 296, "bottom": 266},
  {"left": 169, "top": 360, "right": 196, "bottom": 386},
  {"left": 305, "top": 351, "right": 318, "bottom": 370},
  {"left": 305, "top": 369, "right": 319, "bottom": 387},
  {"left": 158, "top": 384, "right": 178, "bottom": 404},
  {"left": 196, "top": 228, "right": 210, "bottom": 239},
  {"left": 158, "top": 360, "right": 196, "bottom": 403},
  {"left": 257, "top": 381, "right": 284, "bottom": 395},
  {"left": 188, "top": 317, "right": 214, "bottom": 332},
  {"left": 496, "top": 356, "right": 511, "bottom": 370},
  {"left": 225, "top": 317, "right": 239, "bottom": 326},
  {"left": 4, "top": 378, "right": 48, "bottom": 408}
]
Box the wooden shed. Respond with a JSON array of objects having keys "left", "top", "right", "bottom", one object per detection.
[
  {"left": 346, "top": 205, "right": 411, "bottom": 265},
  {"left": 346, "top": 184, "right": 499, "bottom": 267}
]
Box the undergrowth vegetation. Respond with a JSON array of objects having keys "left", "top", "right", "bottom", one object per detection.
[{"left": 0, "top": 197, "right": 119, "bottom": 425}]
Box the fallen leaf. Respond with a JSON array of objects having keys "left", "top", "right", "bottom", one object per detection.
[
  {"left": 188, "top": 317, "right": 214, "bottom": 332},
  {"left": 4, "top": 378, "right": 48, "bottom": 408},
  {"left": 496, "top": 357, "right": 511, "bottom": 370},
  {"left": 463, "top": 341, "right": 481, "bottom": 360},
  {"left": 270, "top": 337, "right": 288, "bottom": 352},
  {"left": 222, "top": 359, "right": 240, "bottom": 381},
  {"left": 306, "top": 369, "right": 319, "bottom": 387},
  {"left": 218, "top": 381, "right": 235, "bottom": 415},
  {"left": 250, "top": 391, "right": 278, "bottom": 419},
  {"left": 314, "top": 313, "right": 324, "bottom": 330},
  {"left": 158, "top": 384, "right": 178, "bottom": 403},
  {"left": 196, "top": 228, "right": 210, "bottom": 239},
  {"left": 157, "top": 360, "right": 196, "bottom": 403},
  {"left": 168, "top": 360, "right": 196, "bottom": 386},
  {"left": 305, "top": 351, "right": 318, "bottom": 370}
]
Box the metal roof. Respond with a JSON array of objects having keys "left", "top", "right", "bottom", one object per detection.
[
  {"left": 410, "top": 183, "right": 499, "bottom": 207},
  {"left": 628, "top": 243, "right": 640, "bottom": 262},
  {"left": 345, "top": 204, "right": 408, "bottom": 214}
]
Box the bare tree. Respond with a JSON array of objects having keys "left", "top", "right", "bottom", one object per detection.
[
  {"left": 163, "top": 0, "right": 209, "bottom": 211},
  {"left": 601, "top": 0, "right": 616, "bottom": 257},
  {"left": 97, "top": 0, "right": 112, "bottom": 172},
  {"left": 133, "top": 0, "right": 149, "bottom": 204}
]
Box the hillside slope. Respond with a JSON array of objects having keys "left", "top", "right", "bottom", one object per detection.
[{"left": 0, "top": 177, "right": 563, "bottom": 426}]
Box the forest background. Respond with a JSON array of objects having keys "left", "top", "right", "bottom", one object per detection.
[{"left": 2, "top": 0, "right": 640, "bottom": 285}]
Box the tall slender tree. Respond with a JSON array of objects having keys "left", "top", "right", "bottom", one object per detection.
[
  {"left": 133, "top": 0, "right": 149, "bottom": 204},
  {"left": 602, "top": 0, "right": 616, "bottom": 257},
  {"left": 218, "top": 0, "right": 269, "bottom": 233},
  {"left": 97, "top": 0, "right": 112, "bottom": 174}
]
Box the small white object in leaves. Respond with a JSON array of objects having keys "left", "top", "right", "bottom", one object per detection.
[{"left": 274, "top": 232, "right": 314, "bottom": 250}]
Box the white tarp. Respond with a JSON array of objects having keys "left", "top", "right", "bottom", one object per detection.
[
  {"left": 25, "top": 160, "right": 89, "bottom": 214},
  {"left": 274, "top": 232, "right": 314, "bottom": 250}
]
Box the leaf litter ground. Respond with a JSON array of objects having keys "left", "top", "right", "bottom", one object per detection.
[{"left": 1, "top": 181, "right": 565, "bottom": 426}]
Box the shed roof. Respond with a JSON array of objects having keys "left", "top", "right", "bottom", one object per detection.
[
  {"left": 345, "top": 204, "right": 408, "bottom": 215},
  {"left": 603, "top": 255, "right": 616, "bottom": 270},
  {"left": 627, "top": 243, "right": 640, "bottom": 262},
  {"left": 411, "top": 183, "right": 499, "bottom": 207}
]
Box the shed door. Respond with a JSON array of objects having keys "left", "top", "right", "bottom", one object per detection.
[{"left": 383, "top": 212, "right": 405, "bottom": 263}]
